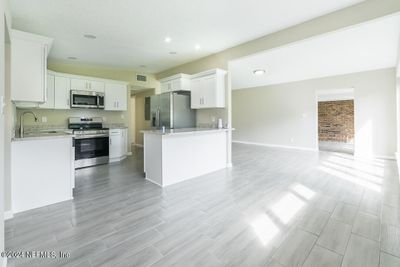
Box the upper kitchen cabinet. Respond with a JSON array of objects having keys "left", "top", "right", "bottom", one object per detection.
[
  {"left": 38, "top": 74, "right": 55, "bottom": 109},
  {"left": 105, "top": 83, "right": 128, "bottom": 111},
  {"left": 190, "top": 69, "right": 226, "bottom": 109},
  {"left": 11, "top": 30, "right": 53, "bottom": 103},
  {"left": 70, "top": 78, "right": 105, "bottom": 93},
  {"left": 54, "top": 75, "right": 71, "bottom": 110},
  {"left": 160, "top": 73, "right": 191, "bottom": 93}
]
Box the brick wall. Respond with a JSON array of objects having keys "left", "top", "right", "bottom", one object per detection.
[{"left": 318, "top": 100, "right": 354, "bottom": 143}]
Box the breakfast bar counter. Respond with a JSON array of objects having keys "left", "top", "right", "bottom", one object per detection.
[{"left": 141, "top": 128, "right": 232, "bottom": 187}]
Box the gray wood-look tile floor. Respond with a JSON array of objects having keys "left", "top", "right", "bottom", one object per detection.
[{"left": 5, "top": 143, "right": 400, "bottom": 267}]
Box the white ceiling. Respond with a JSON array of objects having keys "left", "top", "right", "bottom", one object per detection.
[
  {"left": 230, "top": 14, "right": 400, "bottom": 90},
  {"left": 10, "top": 0, "right": 364, "bottom": 73}
]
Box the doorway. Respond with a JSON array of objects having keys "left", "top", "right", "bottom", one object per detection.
[
  {"left": 128, "top": 88, "right": 155, "bottom": 150},
  {"left": 317, "top": 89, "right": 355, "bottom": 154}
]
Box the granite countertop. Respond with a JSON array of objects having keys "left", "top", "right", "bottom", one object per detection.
[
  {"left": 141, "top": 127, "right": 234, "bottom": 136},
  {"left": 12, "top": 130, "right": 75, "bottom": 142}
]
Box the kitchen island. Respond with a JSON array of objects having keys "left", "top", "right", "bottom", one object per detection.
[{"left": 142, "top": 128, "right": 232, "bottom": 187}]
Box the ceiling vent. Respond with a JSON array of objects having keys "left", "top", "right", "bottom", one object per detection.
[{"left": 136, "top": 74, "right": 148, "bottom": 83}]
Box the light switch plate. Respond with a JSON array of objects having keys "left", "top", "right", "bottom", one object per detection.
[{"left": 41, "top": 116, "right": 47, "bottom": 123}]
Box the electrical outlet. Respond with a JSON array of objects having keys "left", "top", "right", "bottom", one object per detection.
[
  {"left": 121, "top": 114, "right": 124, "bottom": 119},
  {"left": 211, "top": 116, "right": 216, "bottom": 122},
  {"left": 103, "top": 117, "right": 107, "bottom": 122},
  {"left": 41, "top": 116, "right": 47, "bottom": 123},
  {"left": 290, "top": 137, "right": 294, "bottom": 143}
]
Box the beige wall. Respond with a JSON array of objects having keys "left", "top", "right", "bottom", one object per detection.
[
  {"left": 232, "top": 68, "right": 397, "bottom": 158},
  {"left": 134, "top": 90, "right": 154, "bottom": 145}
]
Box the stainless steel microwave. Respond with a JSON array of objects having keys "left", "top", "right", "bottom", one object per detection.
[{"left": 70, "top": 90, "right": 105, "bottom": 109}]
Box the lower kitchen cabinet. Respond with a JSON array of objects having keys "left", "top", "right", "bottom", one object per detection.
[
  {"left": 109, "top": 128, "right": 128, "bottom": 162},
  {"left": 11, "top": 137, "right": 74, "bottom": 213}
]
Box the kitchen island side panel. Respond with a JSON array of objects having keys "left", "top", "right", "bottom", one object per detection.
[
  {"left": 161, "top": 131, "right": 227, "bottom": 186},
  {"left": 144, "top": 133, "right": 163, "bottom": 186}
]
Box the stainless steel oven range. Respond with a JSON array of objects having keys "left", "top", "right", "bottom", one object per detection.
[{"left": 69, "top": 117, "right": 109, "bottom": 169}]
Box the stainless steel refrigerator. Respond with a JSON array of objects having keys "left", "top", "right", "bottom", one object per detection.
[{"left": 150, "top": 91, "right": 196, "bottom": 129}]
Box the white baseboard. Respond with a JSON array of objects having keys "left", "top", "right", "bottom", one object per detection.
[
  {"left": 3, "top": 257, "right": 7, "bottom": 267},
  {"left": 226, "top": 162, "right": 233, "bottom": 168},
  {"left": 145, "top": 178, "right": 163, "bottom": 187},
  {"left": 233, "top": 140, "right": 318, "bottom": 152},
  {"left": 4, "top": 210, "right": 13, "bottom": 220}
]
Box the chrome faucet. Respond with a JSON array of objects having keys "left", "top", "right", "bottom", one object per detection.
[{"left": 20, "top": 111, "right": 38, "bottom": 137}]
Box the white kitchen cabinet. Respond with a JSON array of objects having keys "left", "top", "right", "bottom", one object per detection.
[
  {"left": 38, "top": 74, "right": 55, "bottom": 109},
  {"left": 89, "top": 80, "right": 105, "bottom": 92},
  {"left": 109, "top": 128, "right": 128, "bottom": 162},
  {"left": 70, "top": 78, "right": 105, "bottom": 93},
  {"left": 160, "top": 74, "right": 191, "bottom": 93},
  {"left": 54, "top": 76, "right": 71, "bottom": 110},
  {"left": 105, "top": 83, "right": 127, "bottom": 111},
  {"left": 11, "top": 137, "right": 74, "bottom": 213},
  {"left": 11, "top": 30, "right": 53, "bottom": 103},
  {"left": 190, "top": 69, "right": 226, "bottom": 109},
  {"left": 190, "top": 77, "right": 202, "bottom": 109}
]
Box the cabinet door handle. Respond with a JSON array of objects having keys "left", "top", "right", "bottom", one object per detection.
[{"left": 110, "top": 138, "right": 112, "bottom": 145}]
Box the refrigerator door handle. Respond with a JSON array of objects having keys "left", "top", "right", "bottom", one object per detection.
[{"left": 157, "top": 108, "right": 161, "bottom": 128}]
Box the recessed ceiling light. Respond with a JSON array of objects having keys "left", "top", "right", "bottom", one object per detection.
[
  {"left": 164, "top": 37, "right": 172, "bottom": 43},
  {"left": 195, "top": 45, "right": 201, "bottom": 50},
  {"left": 169, "top": 51, "right": 177, "bottom": 55},
  {"left": 83, "top": 34, "right": 97, "bottom": 39},
  {"left": 67, "top": 56, "right": 77, "bottom": 60},
  {"left": 253, "top": 69, "right": 266, "bottom": 76}
]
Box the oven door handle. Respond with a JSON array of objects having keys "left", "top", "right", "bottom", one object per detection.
[{"left": 75, "top": 134, "right": 109, "bottom": 139}]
